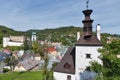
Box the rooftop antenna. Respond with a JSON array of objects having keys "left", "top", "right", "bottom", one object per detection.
[{"left": 86, "top": 0, "right": 89, "bottom": 9}]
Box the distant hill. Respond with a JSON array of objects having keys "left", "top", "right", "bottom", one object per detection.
[
  {"left": 26, "top": 26, "right": 120, "bottom": 46},
  {"left": 26, "top": 26, "right": 82, "bottom": 46},
  {"left": 0, "top": 25, "right": 119, "bottom": 46}
]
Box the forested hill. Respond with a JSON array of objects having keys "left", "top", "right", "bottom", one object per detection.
[
  {"left": 26, "top": 26, "right": 83, "bottom": 46},
  {"left": 26, "top": 26, "right": 120, "bottom": 45},
  {"left": 0, "top": 25, "right": 119, "bottom": 46},
  {"left": 0, "top": 25, "right": 24, "bottom": 36}
]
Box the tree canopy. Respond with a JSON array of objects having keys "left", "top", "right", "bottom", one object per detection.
[{"left": 91, "top": 39, "right": 120, "bottom": 80}]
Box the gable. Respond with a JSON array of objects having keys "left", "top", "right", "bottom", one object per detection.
[{"left": 54, "top": 47, "right": 75, "bottom": 74}]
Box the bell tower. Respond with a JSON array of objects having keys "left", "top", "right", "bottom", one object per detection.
[
  {"left": 75, "top": 0, "right": 103, "bottom": 79},
  {"left": 82, "top": 9, "right": 93, "bottom": 37}
]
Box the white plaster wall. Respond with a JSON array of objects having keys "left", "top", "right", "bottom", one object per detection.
[
  {"left": 31, "top": 35, "right": 36, "bottom": 41},
  {"left": 3, "top": 37, "right": 24, "bottom": 47},
  {"left": 14, "top": 66, "right": 26, "bottom": 71},
  {"left": 7, "top": 42, "right": 23, "bottom": 46},
  {"left": 75, "top": 46, "right": 102, "bottom": 75},
  {"left": 35, "top": 57, "right": 41, "bottom": 60},
  {"left": 54, "top": 72, "right": 75, "bottom": 80},
  {"left": 3, "top": 37, "right": 10, "bottom": 47}
]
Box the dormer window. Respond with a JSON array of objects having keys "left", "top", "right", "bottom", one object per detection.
[
  {"left": 64, "top": 63, "right": 71, "bottom": 70},
  {"left": 86, "top": 54, "right": 91, "bottom": 59}
]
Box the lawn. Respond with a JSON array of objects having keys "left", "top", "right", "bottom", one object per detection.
[{"left": 0, "top": 71, "right": 53, "bottom": 80}]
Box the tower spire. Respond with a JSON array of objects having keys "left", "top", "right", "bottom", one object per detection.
[
  {"left": 86, "top": 0, "right": 89, "bottom": 9},
  {"left": 82, "top": 9, "right": 93, "bottom": 37}
]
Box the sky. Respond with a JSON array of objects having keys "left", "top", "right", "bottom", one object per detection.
[{"left": 0, "top": 0, "right": 119, "bottom": 34}]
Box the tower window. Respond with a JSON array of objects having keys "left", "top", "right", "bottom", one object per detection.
[{"left": 86, "top": 54, "right": 91, "bottom": 59}]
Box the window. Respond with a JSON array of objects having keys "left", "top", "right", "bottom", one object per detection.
[
  {"left": 64, "top": 63, "right": 71, "bottom": 69},
  {"left": 86, "top": 66, "right": 91, "bottom": 71},
  {"left": 86, "top": 54, "right": 91, "bottom": 59},
  {"left": 67, "top": 75, "right": 71, "bottom": 80}
]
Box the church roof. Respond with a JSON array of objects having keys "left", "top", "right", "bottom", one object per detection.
[
  {"left": 54, "top": 47, "right": 75, "bottom": 74},
  {"left": 75, "top": 35, "right": 102, "bottom": 46}
]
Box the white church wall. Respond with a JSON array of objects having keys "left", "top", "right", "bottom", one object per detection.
[
  {"left": 75, "top": 46, "right": 102, "bottom": 73},
  {"left": 7, "top": 42, "right": 23, "bottom": 47},
  {"left": 31, "top": 35, "right": 36, "bottom": 41},
  {"left": 3, "top": 37, "right": 10, "bottom": 47},
  {"left": 54, "top": 72, "right": 75, "bottom": 80},
  {"left": 3, "top": 37, "right": 24, "bottom": 47}
]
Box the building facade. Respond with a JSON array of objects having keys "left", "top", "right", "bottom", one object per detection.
[
  {"left": 54, "top": 8, "right": 103, "bottom": 80},
  {"left": 31, "top": 32, "right": 37, "bottom": 41},
  {"left": 3, "top": 36, "right": 25, "bottom": 47}
]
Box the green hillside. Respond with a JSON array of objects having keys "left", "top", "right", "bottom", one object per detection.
[
  {"left": 0, "top": 25, "right": 119, "bottom": 46},
  {"left": 26, "top": 26, "right": 82, "bottom": 46}
]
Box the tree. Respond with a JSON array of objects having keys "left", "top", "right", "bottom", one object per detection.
[
  {"left": 32, "top": 41, "right": 45, "bottom": 57},
  {"left": 6, "top": 46, "right": 24, "bottom": 51},
  {"left": 4, "top": 53, "right": 18, "bottom": 72},
  {"left": 24, "top": 39, "right": 32, "bottom": 50},
  {"left": 91, "top": 39, "right": 120, "bottom": 80}
]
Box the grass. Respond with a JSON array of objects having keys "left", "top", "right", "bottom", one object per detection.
[{"left": 0, "top": 71, "right": 53, "bottom": 80}]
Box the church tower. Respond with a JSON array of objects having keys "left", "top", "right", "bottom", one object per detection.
[
  {"left": 31, "top": 32, "right": 37, "bottom": 41},
  {"left": 54, "top": 1, "right": 103, "bottom": 80},
  {"left": 75, "top": 1, "right": 103, "bottom": 79}
]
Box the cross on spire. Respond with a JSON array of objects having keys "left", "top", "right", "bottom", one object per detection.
[{"left": 86, "top": 0, "right": 89, "bottom": 9}]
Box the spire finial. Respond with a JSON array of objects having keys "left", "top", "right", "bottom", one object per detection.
[{"left": 86, "top": 0, "right": 89, "bottom": 9}]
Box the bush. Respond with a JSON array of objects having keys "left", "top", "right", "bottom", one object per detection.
[{"left": 3, "top": 68, "right": 10, "bottom": 73}]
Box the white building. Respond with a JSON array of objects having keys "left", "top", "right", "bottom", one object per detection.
[
  {"left": 3, "top": 36, "right": 25, "bottom": 47},
  {"left": 31, "top": 32, "right": 37, "bottom": 41},
  {"left": 54, "top": 9, "right": 103, "bottom": 80}
]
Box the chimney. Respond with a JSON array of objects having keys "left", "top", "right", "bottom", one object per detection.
[
  {"left": 77, "top": 32, "right": 80, "bottom": 40},
  {"left": 96, "top": 24, "right": 101, "bottom": 40}
]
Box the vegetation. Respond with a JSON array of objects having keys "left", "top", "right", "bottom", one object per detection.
[
  {"left": 0, "top": 25, "right": 120, "bottom": 80},
  {"left": 26, "top": 26, "right": 82, "bottom": 46},
  {"left": 0, "top": 71, "right": 53, "bottom": 80},
  {"left": 6, "top": 46, "right": 24, "bottom": 51},
  {"left": 91, "top": 39, "right": 120, "bottom": 80},
  {"left": 0, "top": 25, "right": 120, "bottom": 46}
]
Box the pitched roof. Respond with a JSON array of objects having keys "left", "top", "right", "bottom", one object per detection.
[
  {"left": 47, "top": 47, "right": 56, "bottom": 52},
  {"left": 75, "top": 35, "right": 102, "bottom": 46},
  {"left": 0, "top": 52, "right": 9, "bottom": 61},
  {"left": 54, "top": 47, "right": 75, "bottom": 74},
  {"left": 18, "top": 59, "right": 39, "bottom": 70}
]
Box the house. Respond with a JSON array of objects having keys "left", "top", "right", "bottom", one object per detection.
[
  {"left": 54, "top": 8, "right": 103, "bottom": 80},
  {"left": 0, "top": 52, "right": 10, "bottom": 73},
  {"left": 14, "top": 58, "right": 39, "bottom": 71},
  {"left": 106, "top": 37, "right": 118, "bottom": 44},
  {"left": 33, "top": 54, "right": 41, "bottom": 60},
  {"left": 3, "top": 36, "right": 25, "bottom": 47},
  {"left": 47, "top": 47, "right": 57, "bottom": 56}
]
